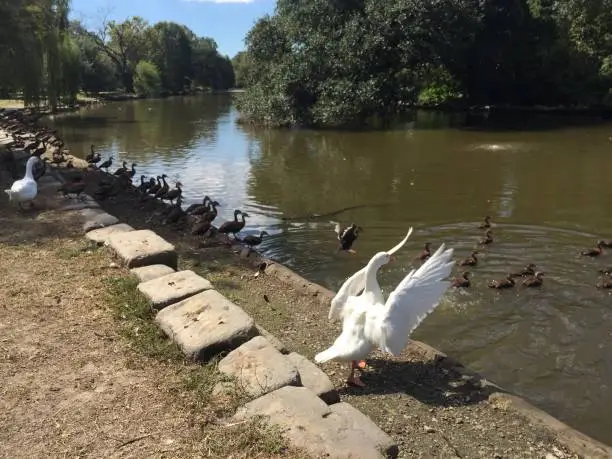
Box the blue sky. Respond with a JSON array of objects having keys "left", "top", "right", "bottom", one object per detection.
[{"left": 69, "top": 0, "right": 275, "bottom": 58}]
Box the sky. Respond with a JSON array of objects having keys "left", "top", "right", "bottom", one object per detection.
[{"left": 69, "top": 0, "right": 275, "bottom": 58}]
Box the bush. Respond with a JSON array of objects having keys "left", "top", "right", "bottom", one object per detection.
[{"left": 134, "top": 60, "right": 161, "bottom": 97}]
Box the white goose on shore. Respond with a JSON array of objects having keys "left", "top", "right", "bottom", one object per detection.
[
  {"left": 315, "top": 229, "right": 454, "bottom": 387},
  {"left": 4, "top": 156, "right": 39, "bottom": 209}
]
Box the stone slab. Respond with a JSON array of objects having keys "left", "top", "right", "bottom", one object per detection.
[
  {"left": 155, "top": 289, "right": 257, "bottom": 361},
  {"left": 255, "top": 324, "right": 288, "bottom": 354},
  {"left": 86, "top": 223, "right": 134, "bottom": 245},
  {"left": 234, "top": 386, "right": 398, "bottom": 459},
  {"left": 286, "top": 352, "right": 339, "bottom": 404},
  {"left": 107, "top": 229, "right": 177, "bottom": 269},
  {"left": 81, "top": 208, "right": 119, "bottom": 232},
  {"left": 130, "top": 264, "right": 175, "bottom": 283},
  {"left": 138, "top": 270, "right": 211, "bottom": 309},
  {"left": 218, "top": 336, "right": 300, "bottom": 399}
]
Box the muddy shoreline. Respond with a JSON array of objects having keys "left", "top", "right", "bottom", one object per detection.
[{"left": 2, "top": 108, "right": 612, "bottom": 458}]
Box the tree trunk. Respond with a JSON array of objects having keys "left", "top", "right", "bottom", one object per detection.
[{"left": 122, "top": 70, "right": 134, "bottom": 93}]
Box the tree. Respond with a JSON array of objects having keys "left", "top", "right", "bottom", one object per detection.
[
  {"left": 145, "top": 22, "right": 193, "bottom": 93},
  {"left": 232, "top": 51, "right": 253, "bottom": 88},
  {"left": 91, "top": 16, "right": 149, "bottom": 93},
  {"left": 134, "top": 60, "right": 161, "bottom": 96}
]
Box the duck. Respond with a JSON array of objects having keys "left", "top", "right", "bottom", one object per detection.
[
  {"left": 191, "top": 215, "right": 213, "bottom": 236},
  {"left": 479, "top": 230, "right": 493, "bottom": 245},
  {"left": 218, "top": 210, "right": 249, "bottom": 239},
  {"left": 522, "top": 271, "right": 544, "bottom": 287},
  {"left": 488, "top": 274, "right": 515, "bottom": 289},
  {"left": 136, "top": 175, "right": 150, "bottom": 193},
  {"left": 479, "top": 216, "right": 492, "bottom": 229},
  {"left": 415, "top": 242, "right": 431, "bottom": 262},
  {"left": 201, "top": 200, "right": 221, "bottom": 222},
  {"left": 510, "top": 263, "right": 537, "bottom": 278},
  {"left": 240, "top": 231, "right": 269, "bottom": 248},
  {"left": 162, "top": 181, "right": 182, "bottom": 204},
  {"left": 596, "top": 276, "right": 612, "bottom": 289},
  {"left": 148, "top": 176, "right": 162, "bottom": 196},
  {"left": 98, "top": 156, "right": 113, "bottom": 171},
  {"left": 154, "top": 174, "right": 169, "bottom": 199},
  {"left": 186, "top": 196, "right": 210, "bottom": 214},
  {"left": 598, "top": 267, "right": 612, "bottom": 276},
  {"left": 316, "top": 229, "right": 454, "bottom": 387},
  {"left": 57, "top": 179, "right": 86, "bottom": 199},
  {"left": 581, "top": 241, "right": 605, "bottom": 257},
  {"left": 334, "top": 222, "right": 363, "bottom": 254},
  {"left": 458, "top": 251, "right": 479, "bottom": 267},
  {"left": 4, "top": 156, "right": 38, "bottom": 209},
  {"left": 127, "top": 163, "right": 137, "bottom": 179},
  {"left": 113, "top": 161, "right": 128, "bottom": 176},
  {"left": 86, "top": 144, "right": 101, "bottom": 164},
  {"left": 451, "top": 271, "right": 471, "bottom": 288},
  {"left": 162, "top": 197, "right": 186, "bottom": 225},
  {"left": 600, "top": 240, "right": 612, "bottom": 248}
]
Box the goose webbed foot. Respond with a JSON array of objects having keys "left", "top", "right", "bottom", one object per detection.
[{"left": 347, "top": 362, "right": 366, "bottom": 387}]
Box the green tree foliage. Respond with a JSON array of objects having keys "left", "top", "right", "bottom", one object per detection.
[
  {"left": 231, "top": 51, "right": 253, "bottom": 88},
  {"left": 239, "top": 0, "right": 612, "bottom": 127},
  {"left": 0, "top": 5, "right": 235, "bottom": 108},
  {"left": 134, "top": 60, "right": 162, "bottom": 97}
]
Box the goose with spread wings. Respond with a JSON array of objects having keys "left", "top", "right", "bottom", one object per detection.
[{"left": 315, "top": 229, "right": 454, "bottom": 387}]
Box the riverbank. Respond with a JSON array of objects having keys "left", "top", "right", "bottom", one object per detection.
[{"left": 2, "top": 113, "right": 612, "bottom": 458}]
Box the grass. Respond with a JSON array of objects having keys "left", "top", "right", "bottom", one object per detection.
[{"left": 101, "top": 270, "right": 303, "bottom": 457}]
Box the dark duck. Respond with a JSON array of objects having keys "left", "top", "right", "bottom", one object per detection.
[
  {"left": 581, "top": 241, "right": 605, "bottom": 257},
  {"left": 334, "top": 222, "right": 362, "bottom": 254},
  {"left": 451, "top": 271, "right": 471, "bottom": 288},
  {"left": 488, "top": 274, "right": 515, "bottom": 289}
]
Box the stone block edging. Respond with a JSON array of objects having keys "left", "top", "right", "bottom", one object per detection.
[{"left": 81, "top": 206, "right": 398, "bottom": 458}]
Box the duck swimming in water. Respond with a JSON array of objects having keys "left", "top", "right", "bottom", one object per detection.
[
  {"left": 451, "top": 271, "right": 471, "bottom": 288},
  {"left": 522, "top": 271, "right": 544, "bottom": 287},
  {"left": 510, "top": 263, "right": 537, "bottom": 278},
  {"left": 415, "top": 242, "right": 431, "bottom": 262},
  {"left": 334, "top": 222, "right": 363, "bottom": 254},
  {"left": 479, "top": 216, "right": 492, "bottom": 229},
  {"left": 458, "top": 251, "right": 479, "bottom": 267},
  {"left": 488, "top": 274, "right": 515, "bottom": 289},
  {"left": 479, "top": 230, "right": 493, "bottom": 245},
  {"left": 581, "top": 241, "right": 605, "bottom": 257}
]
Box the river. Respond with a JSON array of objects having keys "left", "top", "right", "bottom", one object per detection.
[{"left": 48, "top": 94, "right": 612, "bottom": 445}]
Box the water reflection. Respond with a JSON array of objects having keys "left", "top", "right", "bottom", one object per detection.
[{"left": 49, "top": 96, "right": 612, "bottom": 445}]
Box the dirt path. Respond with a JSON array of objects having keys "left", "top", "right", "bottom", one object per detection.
[
  {"left": 74, "top": 168, "right": 612, "bottom": 459},
  {"left": 0, "top": 193, "right": 300, "bottom": 458}
]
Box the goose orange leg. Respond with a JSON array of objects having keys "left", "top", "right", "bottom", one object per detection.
[{"left": 347, "top": 361, "right": 366, "bottom": 387}]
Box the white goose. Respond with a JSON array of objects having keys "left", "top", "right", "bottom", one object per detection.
[
  {"left": 4, "top": 156, "right": 39, "bottom": 209},
  {"left": 315, "top": 229, "right": 455, "bottom": 387}
]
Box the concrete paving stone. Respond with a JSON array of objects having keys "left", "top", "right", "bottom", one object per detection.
[
  {"left": 130, "top": 264, "right": 175, "bottom": 283},
  {"left": 106, "top": 229, "right": 177, "bottom": 269},
  {"left": 85, "top": 223, "right": 134, "bottom": 245},
  {"left": 286, "top": 352, "right": 339, "bottom": 404},
  {"left": 80, "top": 208, "right": 119, "bottom": 232},
  {"left": 138, "top": 270, "right": 212, "bottom": 309},
  {"left": 234, "top": 386, "right": 398, "bottom": 459},
  {"left": 255, "top": 324, "right": 288, "bottom": 354},
  {"left": 218, "top": 336, "right": 300, "bottom": 399},
  {"left": 155, "top": 289, "right": 257, "bottom": 361}
]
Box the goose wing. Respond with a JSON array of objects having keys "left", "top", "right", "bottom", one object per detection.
[
  {"left": 367, "top": 243, "right": 454, "bottom": 356},
  {"left": 328, "top": 227, "right": 414, "bottom": 321}
]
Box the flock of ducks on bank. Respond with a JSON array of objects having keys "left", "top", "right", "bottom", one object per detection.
[
  {"left": 80, "top": 146, "right": 270, "bottom": 247},
  {"left": 335, "top": 215, "right": 612, "bottom": 292}
]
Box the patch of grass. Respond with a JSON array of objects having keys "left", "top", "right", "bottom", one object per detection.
[
  {"left": 102, "top": 274, "right": 305, "bottom": 458},
  {"left": 103, "top": 275, "right": 185, "bottom": 362}
]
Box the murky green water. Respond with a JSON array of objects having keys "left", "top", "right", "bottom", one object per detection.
[{"left": 48, "top": 95, "right": 612, "bottom": 445}]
